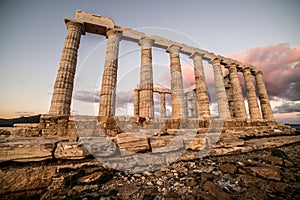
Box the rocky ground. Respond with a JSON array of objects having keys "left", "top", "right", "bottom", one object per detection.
[{"left": 1, "top": 141, "right": 299, "bottom": 200}]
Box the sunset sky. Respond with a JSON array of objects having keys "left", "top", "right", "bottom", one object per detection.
[{"left": 0, "top": 0, "right": 299, "bottom": 124}]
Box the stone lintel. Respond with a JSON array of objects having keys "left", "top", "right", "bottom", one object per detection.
[
  {"left": 74, "top": 10, "right": 114, "bottom": 35},
  {"left": 153, "top": 87, "right": 171, "bottom": 94}
]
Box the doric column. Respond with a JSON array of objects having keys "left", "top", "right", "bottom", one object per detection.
[
  {"left": 138, "top": 37, "right": 154, "bottom": 118},
  {"left": 134, "top": 88, "right": 140, "bottom": 117},
  {"left": 99, "top": 29, "right": 122, "bottom": 117},
  {"left": 160, "top": 93, "right": 166, "bottom": 118},
  {"left": 167, "top": 45, "right": 188, "bottom": 118},
  {"left": 224, "top": 72, "right": 235, "bottom": 117},
  {"left": 227, "top": 63, "right": 247, "bottom": 119},
  {"left": 190, "top": 52, "right": 210, "bottom": 119},
  {"left": 209, "top": 57, "right": 231, "bottom": 119},
  {"left": 242, "top": 66, "right": 261, "bottom": 119},
  {"left": 254, "top": 71, "right": 275, "bottom": 121},
  {"left": 49, "top": 20, "right": 85, "bottom": 115},
  {"left": 187, "top": 91, "right": 198, "bottom": 118}
]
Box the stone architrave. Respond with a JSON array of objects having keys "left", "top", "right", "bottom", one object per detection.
[
  {"left": 242, "top": 66, "right": 261, "bottom": 119},
  {"left": 190, "top": 52, "right": 210, "bottom": 119},
  {"left": 227, "top": 63, "right": 247, "bottom": 119},
  {"left": 167, "top": 45, "right": 188, "bottom": 119},
  {"left": 99, "top": 29, "right": 122, "bottom": 117},
  {"left": 254, "top": 71, "right": 275, "bottom": 121},
  {"left": 210, "top": 57, "right": 231, "bottom": 119},
  {"left": 49, "top": 20, "right": 85, "bottom": 115},
  {"left": 139, "top": 37, "right": 155, "bottom": 118},
  {"left": 160, "top": 93, "right": 166, "bottom": 118},
  {"left": 134, "top": 89, "right": 140, "bottom": 117}
]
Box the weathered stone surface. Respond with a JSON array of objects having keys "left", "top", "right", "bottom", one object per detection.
[
  {"left": 0, "top": 137, "right": 56, "bottom": 162},
  {"left": 246, "top": 166, "right": 281, "bottom": 181},
  {"left": 116, "top": 133, "right": 150, "bottom": 152},
  {"left": 150, "top": 136, "right": 184, "bottom": 153},
  {"left": 219, "top": 163, "right": 237, "bottom": 175},
  {"left": 203, "top": 181, "right": 232, "bottom": 200},
  {"left": 0, "top": 166, "right": 56, "bottom": 195},
  {"left": 54, "top": 141, "right": 90, "bottom": 159}
]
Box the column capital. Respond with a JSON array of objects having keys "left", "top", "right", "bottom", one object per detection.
[
  {"left": 253, "top": 70, "right": 263, "bottom": 76},
  {"left": 139, "top": 37, "right": 155, "bottom": 48},
  {"left": 65, "top": 18, "right": 85, "bottom": 34},
  {"left": 209, "top": 56, "right": 222, "bottom": 65},
  {"left": 166, "top": 44, "right": 182, "bottom": 53},
  {"left": 226, "top": 62, "right": 239, "bottom": 69},
  {"left": 106, "top": 28, "right": 123, "bottom": 39},
  {"left": 189, "top": 51, "right": 204, "bottom": 59}
]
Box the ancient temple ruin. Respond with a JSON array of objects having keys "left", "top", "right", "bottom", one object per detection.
[{"left": 40, "top": 10, "right": 285, "bottom": 137}]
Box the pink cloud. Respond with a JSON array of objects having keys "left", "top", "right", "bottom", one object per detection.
[{"left": 228, "top": 43, "right": 300, "bottom": 100}]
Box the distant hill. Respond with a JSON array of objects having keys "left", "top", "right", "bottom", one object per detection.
[{"left": 0, "top": 115, "right": 41, "bottom": 127}]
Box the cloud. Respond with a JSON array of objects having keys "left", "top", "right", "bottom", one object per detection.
[
  {"left": 273, "top": 101, "right": 300, "bottom": 113},
  {"left": 116, "top": 90, "right": 134, "bottom": 106},
  {"left": 73, "top": 90, "right": 100, "bottom": 103},
  {"left": 229, "top": 43, "right": 300, "bottom": 101}
]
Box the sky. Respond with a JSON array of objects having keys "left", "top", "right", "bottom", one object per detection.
[{"left": 0, "top": 0, "right": 299, "bottom": 124}]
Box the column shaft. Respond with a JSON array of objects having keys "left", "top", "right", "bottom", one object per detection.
[
  {"left": 134, "top": 89, "right": 140, "bottom": 117},
  {"left": 167, "top": 45, "right": 188, "bottom": 118},
  {"left": 99, "top": 29, "right": 122, "bottom": 117},
  {"left": 243, "top": 67, "right": 261, "bottom": 119},
  {"left": 160, "top": 93, "right": 166, "bottom": 117},
  {"left": 139, "top": 37, "right": 154, "bottom": 118},
  {"left": 210, "top": 58, "right": 231, "bottom": 119},
  {"left": 228, "top": 64, "right": 247, "bottom": 118},
  {"left": 190, "top": 52, "right": 210, "bottom": 119},
  {"left": 255, "top": 71, "right": 275, "bottom": 121},
  {"left": 224, "top": 73, "right": 235, "bottom": 117},
  {"left": 49, "top": 20, "right": 84, "bottom": 115}
]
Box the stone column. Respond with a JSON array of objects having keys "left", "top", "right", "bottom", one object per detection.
[
  {"left": 190, "top": 52, "right": 210, "bottom": 119},
  {"left": 134, "top": 88, "right": 140, "bottom": 117},
  {"left": 254, "top": 71, "right": 275, "bottom": 121},
  {"left": 227, "top": 63, "right": 247, "bottom": 119},
  {"left": 224, "top": 72, "right": 235, "bottom": 117},
  {"left": 191, "top": 90, "right": 198, "bottom": 118},
  {"left": 138, "top": 37, "right": 154, "bottom": 118},
  {"left": 99, "top": 29, "right": 122, "bottom": 117},
  {"left": 242, "top": 66, "right": 261, "bottom": 119},
  {"left": 209, "top": 57, "right": 231, "bottom": 119},
  {"left": 49, "top": 20, "right": 85, "bottom": 115},
  {"left": 160, "top": 93, "right": 166, "bottom": 118},
  {"left": 167, "top": 45, "right": 188, "bottom": 118}
]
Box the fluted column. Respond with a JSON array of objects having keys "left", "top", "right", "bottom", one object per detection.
[
  {"left": 209, "top": 58, "right": 231, "bottom": 119},
  {"left": 224, "top": 72, "right": 235, "bottom": 117},
  {"left": 139, "top": 37, "right": 154, "bottom": 118},
  {"left": 160, "top": 93, "right": 166, "bottom": 118},
  {"left": 191, "top": 90, "right": 199, "bottom": 117},
  {"left": 167, "top": 45, "right": 188, "bottom": 118},
  {"left": 254, "top": 71, "right": 275, "bottom": 121},
  {"left": 227, "top": 63, "right": 247, "bottom": 119},
  {"left": 242, "top": 66, "right": 261, "bottom": 119},
  {"left": 49, "top": 20, "right": 84, "bottom": 115},
  {"left": 99, "top": 29, "right": 122, "bottom": 117},
  {"left": 134, "top": 88, "right": 140, "bottom": 117},
  {"left": 190, "top": 52, "right": 211, "bottom": 119}
]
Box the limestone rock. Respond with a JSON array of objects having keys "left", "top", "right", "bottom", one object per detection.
[
  {"left": 54, "top": 141, "right": 90, "bottom": 159},
  {"left": 246, "top": 166, "right": 281, "bottom": 181},
  {"left": 0, "top": 137, "right": 56, "bottom": 162},
  {"left": 0, "top": 166, "right": 56, "bottom": 195},
  {"left": 116, "top": 133, "right": 150, "bottom": 152}
]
